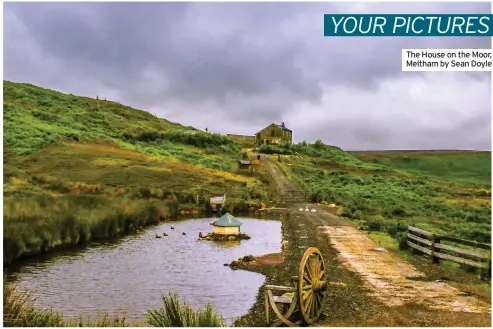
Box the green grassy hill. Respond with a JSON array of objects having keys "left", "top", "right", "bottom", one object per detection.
[
  {"left": 351, "top": 150, "right": 491, "bottom": 186},
  {"left": 4, "top": 81, "right": 491, "bottom": 266},
  {"left": 257, "top": 142, "right": 491, "bottom": 245},
  {"left": 3, "top": 81, "right": 269, "bottom": 264}
]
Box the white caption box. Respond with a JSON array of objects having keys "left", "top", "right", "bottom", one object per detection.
[{"left": 402, "top": 49, "right": 493, "bottom": 72}]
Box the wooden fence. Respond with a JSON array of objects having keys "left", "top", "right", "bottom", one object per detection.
[
  {"left": 279, "top": 189, "right": 309, "bottom": 203},
  {"left": 407, "top": 226, "right": 491, "bottom": 279}
]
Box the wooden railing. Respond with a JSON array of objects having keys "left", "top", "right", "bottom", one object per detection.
[
  {"left": 407, "top": 226, "right": 491, "bottom": 279},
  {"left": 279, "top": 190, "right": 309, "bottom": 203}
]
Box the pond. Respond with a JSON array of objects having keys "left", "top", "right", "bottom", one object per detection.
[{"left": 6, "top": 217, "right": 282, "bottom": 325}]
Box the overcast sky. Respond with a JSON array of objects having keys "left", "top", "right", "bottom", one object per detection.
[{"left": 4, "top": 2, "right": 491, "bottom": 150}]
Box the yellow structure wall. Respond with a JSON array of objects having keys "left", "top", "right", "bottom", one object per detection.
[
  {"left": 255, "top": 124, "right": 292, "bottom": 145},
  {"left": 214, "top": 226, "right": 240, "bottom": 235}
]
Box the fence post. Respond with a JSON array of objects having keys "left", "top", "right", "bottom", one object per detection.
[
  {"left": 432, "top": 235, "right": 441, "bottom": 264},
  {"left": 487, "top": 260, "right": 491, "bottom": 280},
  {"left": 480, "top": 259, "right": 492, "bottom": 281}
]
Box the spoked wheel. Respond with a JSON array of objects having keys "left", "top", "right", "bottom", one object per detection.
[{"left": 298, "top": 247, "right": 327, "bottom": 324}]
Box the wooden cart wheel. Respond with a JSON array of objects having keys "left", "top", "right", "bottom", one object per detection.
[{"left": 298, "top": 247, "right": 327, "bottom": 324}]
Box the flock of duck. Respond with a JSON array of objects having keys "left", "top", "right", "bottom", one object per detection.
[
  {"left": 155, "top": 226, "right": 186, "bottom": 239},
  {"left": 299, "top": 205, "right": 317, "bottom": 213}
]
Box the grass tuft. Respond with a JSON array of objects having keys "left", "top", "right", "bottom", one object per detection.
[
  {"left": 3, "top": 279, "right": 65, "bottom": 327},
  {"left": 146, "top": 293, "right": 226, "bottom": 327},
  {"left": 4, "top": 278, "right": 225, "bottom": 327}
]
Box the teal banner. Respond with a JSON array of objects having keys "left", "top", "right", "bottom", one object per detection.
[{"left": 324, "top": 14, "right": 493, "bottom": 36}]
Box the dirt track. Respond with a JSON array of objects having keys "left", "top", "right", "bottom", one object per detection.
[
  {"left": 234, "top": 157, "right": 491, "bottom": 327},
  {"left": 323, "top": 225, "right": 490, "bottom": 313}
]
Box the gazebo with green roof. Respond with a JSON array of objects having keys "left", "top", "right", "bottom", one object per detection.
[{"left": 211, "top": 212, "right": 243, "bottom": 236}]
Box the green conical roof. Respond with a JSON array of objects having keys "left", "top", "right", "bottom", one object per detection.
[{"left": 212, "top": 212, "right": 243, "bottom": 227}]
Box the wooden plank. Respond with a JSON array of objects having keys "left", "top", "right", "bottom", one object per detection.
[
  {"left": 263, "top": 285, "right": 296, "bottom": 292},
  {"left": 407, "top": 233, "right": 433, "bottom": 247},
  {"left": 264, "top": 290, "right": 270, "bottom": 325},
  {"left": 440, "top": 236, "right": 491, "bottom": 251},
  {"left": 407, "top": 241, "right": 432, "bottom": 255},
  {"left": 434, "top": 252, "right": 489, "bottom": 269},
  {"left": 273, "top": 295, "right": 293, "bottom": 304},
  {"left": 210, "top": 196, "right": 224, "bottom": 204},
  {"left": 434, "top": 243, "right": 491, "bottom": 260},
  {"left": 408, "top": 226, "right": 435, "bottom": 239}
]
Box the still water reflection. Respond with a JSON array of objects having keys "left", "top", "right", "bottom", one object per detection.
[{"left": 7, "top": 217, "right": 282, "bottom": 324}]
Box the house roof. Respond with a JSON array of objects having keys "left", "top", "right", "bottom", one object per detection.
[
  {"left": 239, "top": 160, "right": 250, "bottom": 165},
  {"left": 212, "top": 212, "right": 243, "bottom": 227},
  {"left": 276, "top": 123, "right": 292, "bottom": 132},
  {"left": 255, "top": 123, "right": 292, "bottom": 135}
]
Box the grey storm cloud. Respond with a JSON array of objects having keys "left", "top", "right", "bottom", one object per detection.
[{"left": 4, "top": 1, "right": 492, "bottom": 150}]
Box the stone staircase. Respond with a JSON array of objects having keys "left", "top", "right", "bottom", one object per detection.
[{"left": 260, "top": 155, "right": 308, "bottom": 203}]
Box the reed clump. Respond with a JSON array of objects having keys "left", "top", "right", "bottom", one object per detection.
[
  {"left": 3, "top": 194, "right": 178, "bottom": 265},
  {"left": 3, "top": 279, "right": 66, "bottom": 327},
  {"left": 4, "top": 279, "right": 225, "bottom": 327},
  {"left": 146, "top": 293, "right": 226, "bottom": 327}
]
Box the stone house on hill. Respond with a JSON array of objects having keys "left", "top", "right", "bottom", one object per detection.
[{"left": 255, "top": 122, "right": 292, "bottom": 145}]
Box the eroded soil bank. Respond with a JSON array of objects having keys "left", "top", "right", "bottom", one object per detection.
[{"left": 234, "top": 205, "right": 491, "bottom": 327}]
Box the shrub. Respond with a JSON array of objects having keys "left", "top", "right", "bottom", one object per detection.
[
  {"left": 340, "top": 207, "right": 353, "bottom": 218},
  {"left": 364, "top": 218, "right": 384, "bottom": 231},
  {"left": 127, "top": 129, "right": 238, "bottom": 150},
  {"left": 256, "top": 144, "right": 294, "bottom": 155},
  {"left": 386, "top": 222, "right": 407, "bottom": 238},
  {"left": 352, "top": 210, "right": 363, "bottom": 220},
  {"left": 459, "top": 264, "right": 478, "bottom": 274},
  {"left": 396, "top": 232, "right": 409, "bottom": 250},
  {"left": 146, "top": 293, "right": 225, "bottom": 327}
]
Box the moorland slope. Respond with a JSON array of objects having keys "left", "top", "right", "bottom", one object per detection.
[
  {"left": 3, "top": 81, "right": 269, "bottom": 264},
  {"left": 257, "top": 142, "right": 491, "bottom": 245},
  {"left": 4, "top": 81, "right": 491, "bottom": 266}
]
